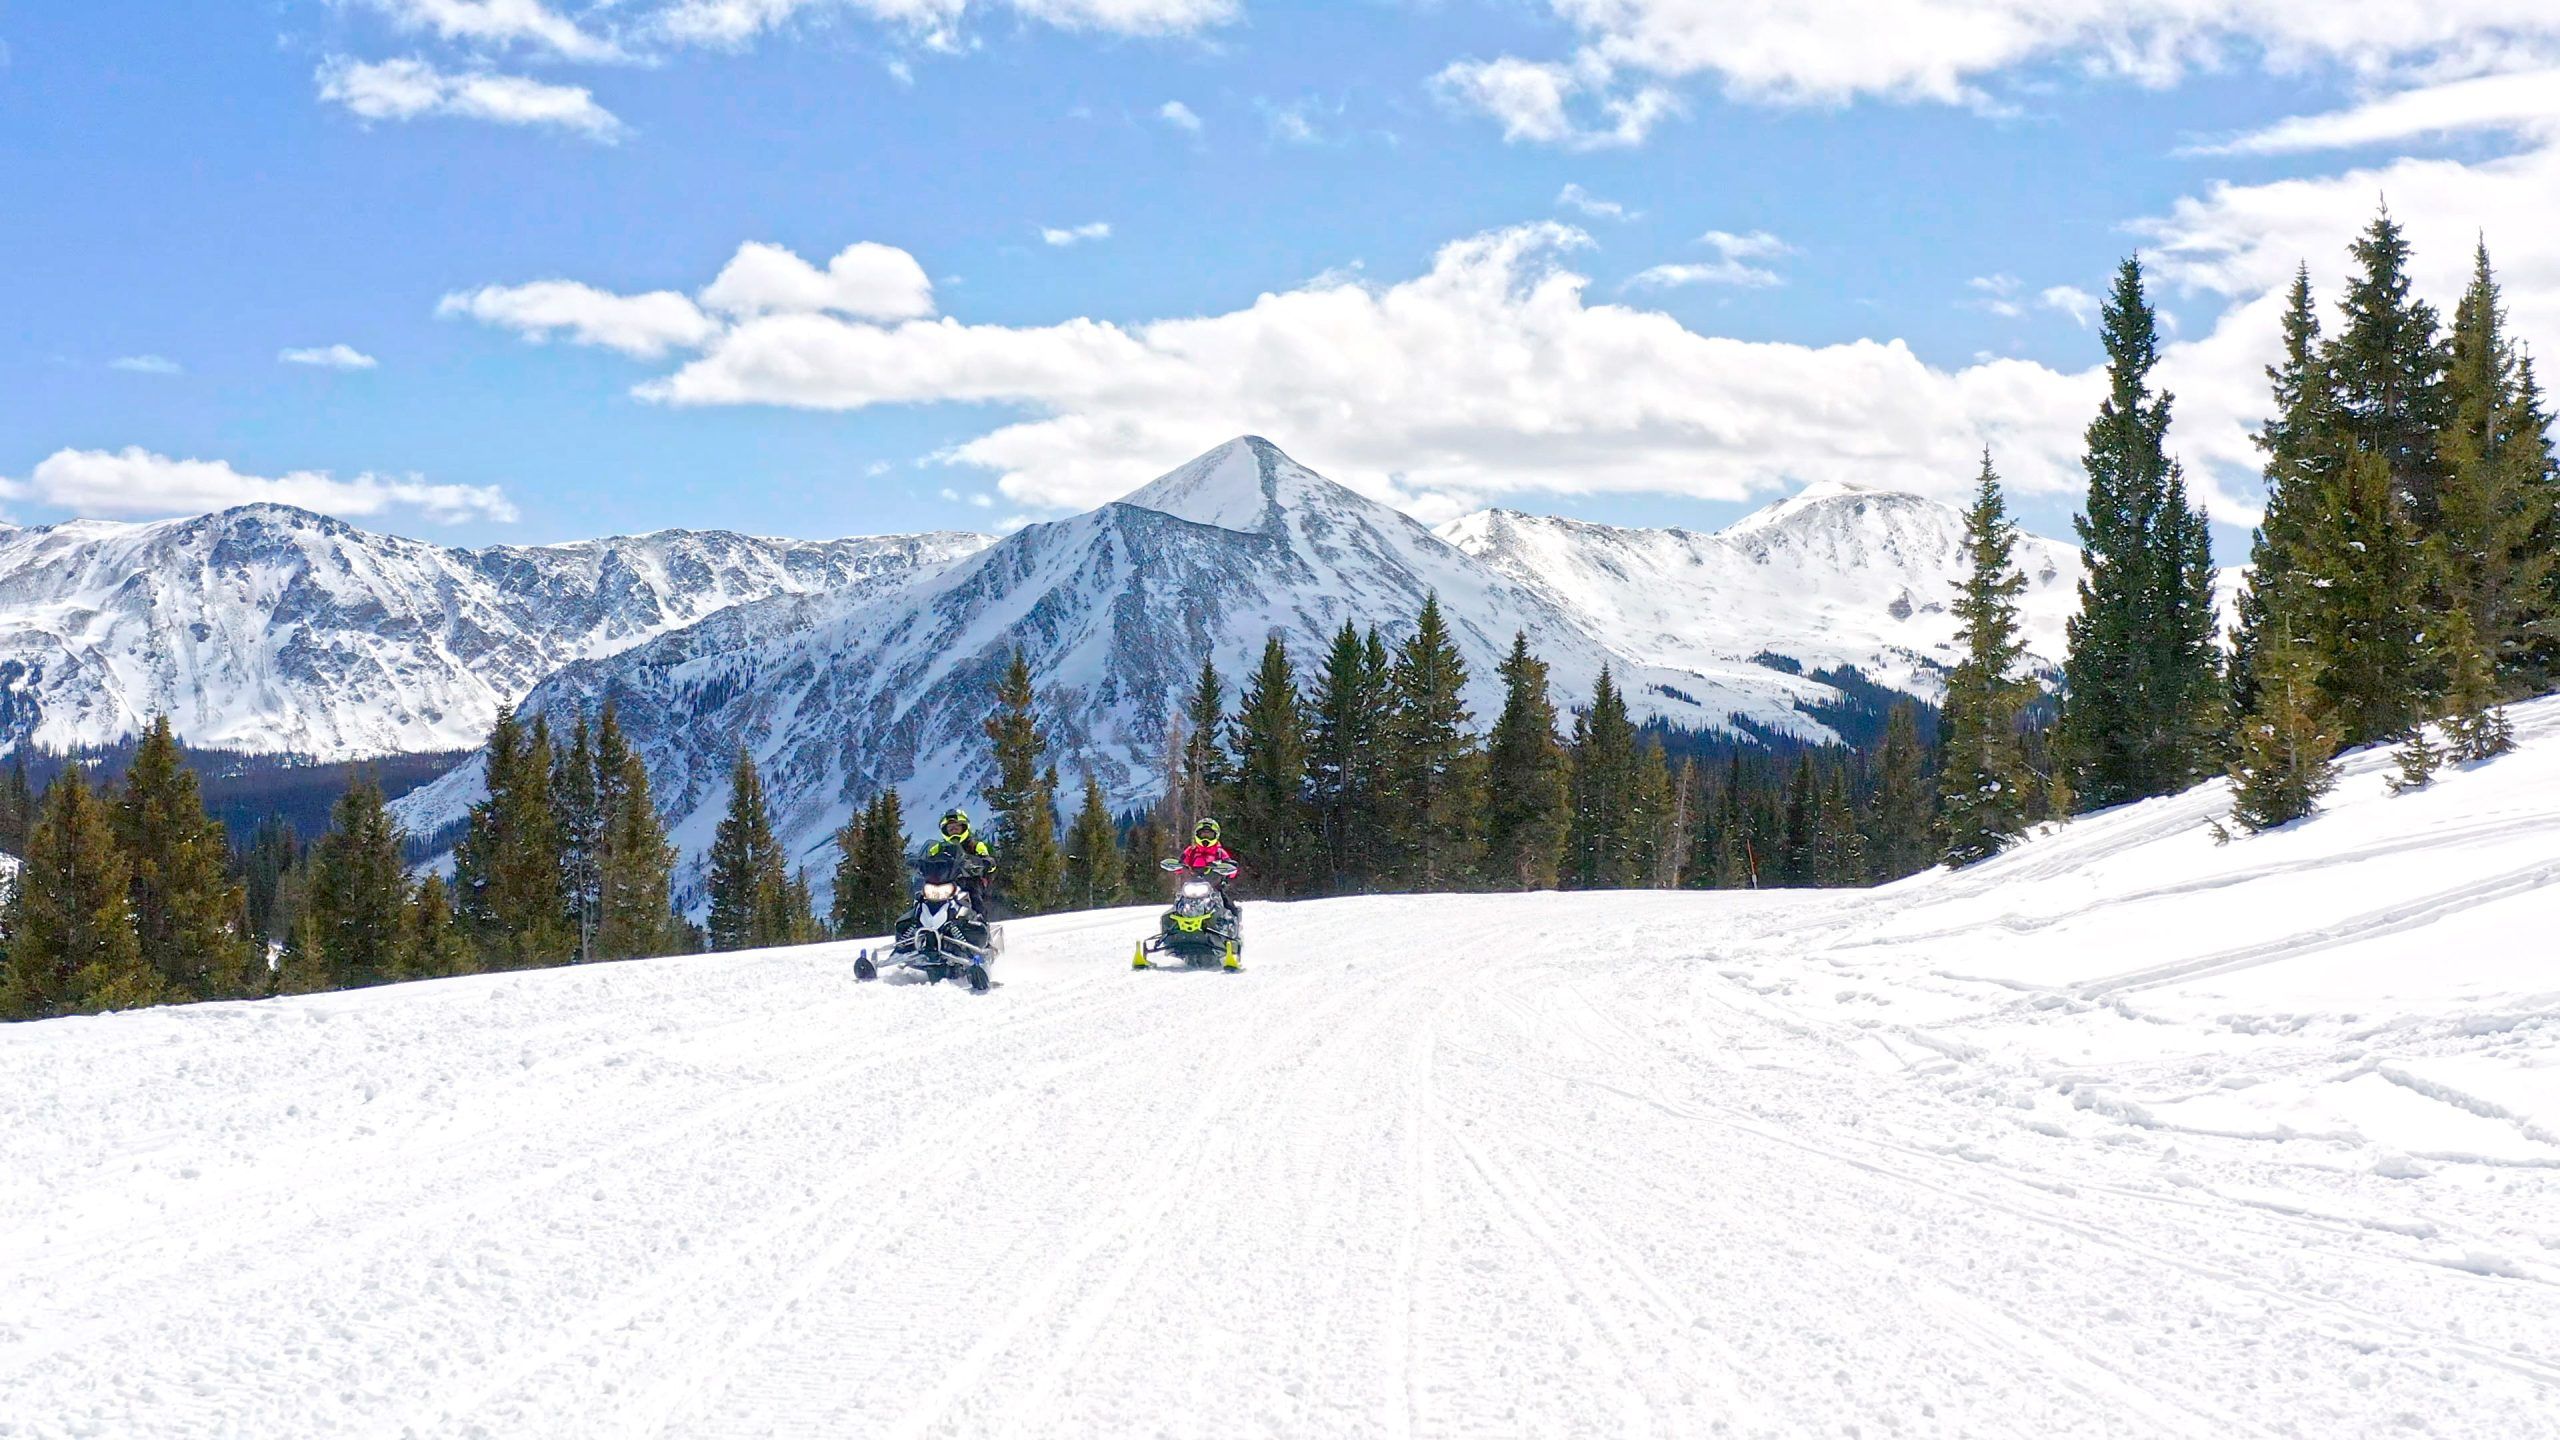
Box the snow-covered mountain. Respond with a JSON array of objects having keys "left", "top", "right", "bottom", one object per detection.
[
  {"left": 0, "top": 506, "right": 988, "bottom": 761},
  {"left": 394, "top": 439, "right": 2087, "bottom": 897},
  {"left": 1437, "top": 479, "right": 2087, "bottom": 699}
]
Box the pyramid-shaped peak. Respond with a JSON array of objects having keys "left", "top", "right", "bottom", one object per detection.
[
  {"left": 1721, "top": 476, "right": 1942, "bottom": 538},
  {"left": 1115, "top": 436, "right": 1352, "bottom": 534}
]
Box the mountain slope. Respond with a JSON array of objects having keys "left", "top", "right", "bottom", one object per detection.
[
  {"left": 1438, "top": 479, "right": 2086, "bottom": 698},
  {"left": 395, "top": 438, "right": 1870, "bottom": 893},
  {"left": 14, "top": 700, "right": 2557, "bottom": 1437},
  {"left": 0, "top": 507, "right": 988, "bottom": 760}
]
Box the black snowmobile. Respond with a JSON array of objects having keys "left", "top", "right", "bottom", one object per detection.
[
  {"left": 855, "top": 852, "right": 1002, "bottom": 993},
  {"left": 1132, "top": 858, "right": 1242, "bottom": 972}
]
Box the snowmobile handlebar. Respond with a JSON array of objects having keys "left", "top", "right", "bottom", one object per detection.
[{"left": 1159, "top": 858, "right": 1239, "bottom": 878}]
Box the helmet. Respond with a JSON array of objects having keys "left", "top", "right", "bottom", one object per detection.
[
  {"left": 941, "top": 809, "right": 972, "bottom": 837},
  {"left": 1193, "top": 818, "right": 1221, "bottom": 842}
]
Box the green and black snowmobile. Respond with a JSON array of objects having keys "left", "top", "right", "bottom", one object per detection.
[{"left": 1133, "top": 858, "right": 1242, "bottom": 972}]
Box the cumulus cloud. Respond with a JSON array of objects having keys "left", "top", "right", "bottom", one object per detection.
[
  {"left": 109, "top": 355, "right": 182, "bottom": 375},
  {"left": 1040, "top": 222, "right": 1113, "bottom": 247},
  {"left": 439, "top": 280, "right": 719, "bottom": 357},
  {"left": 653, "top": 0, "right": 1231, "bottom": 48},
  {"left": 1432, "top": 56, "right": 1677, "bottom": 149},
  {"left": 3, "top": 448, "right": 516, "bottom": 523},
  {"left": 318, "top": 57, "right": 624, "bottom": 139},
  {"left": 1158, "top": 100, "right": 1204, "bottom": 133},
  {"left": 280, "top": 344, "right": 382, "bottom": 370},
  {"left": 698, "top": 241, "right": 937, "bottom": 321}
]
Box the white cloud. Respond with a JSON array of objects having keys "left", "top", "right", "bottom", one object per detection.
[
  {"left": 1556, "top": 183, "right": 1636, "bottom": 220},
  {"left": 280, "top": 344, "right": 381, "bottom": 370},
  {"left": 653, "top": 0, "right": 1231, "bottom": 48},
  {"left": 1159, "top": 100, "right": 1204, "bottom": 133},
  {"left": 109, "top": 355, "right": 182, "bottom": 375},
  {"left": 2198, "top": 67, "right": 2560, "bottom": 155},
  {"left": 1492, "top": 0, "right": 2560, "bottom": 112},
  {"left": 1628, "top": 230, "right": 1791, "bottom": 289},
  {"left": 1039, "top": 222, "right": 1113, "bottom": 247},
  {"left": 439, "top": 280, "right": 719, "bottom": 357},
  {"left": 699, "top": 241, "right": 937, "bottom": 321},
  {"left": 1968, "top": 273, "right": 2025, "bottom": 318},
  {"left": 1264, "top": 99, "right": 1323, "bottom": 145},
  {"left": 1432, "top": 56, "right": 1677, "bottom": 149},
  {"left": 317, "top": 57, "right": 625, "bottom": 140},
  {"left": 2039, "top": 285, "right": 2099, "bottom": 326},
  {"left": 355, "top": 0, "right": 624, "bottom": 62},
  {"left": 4, "top": 447, "right": 516, "bottom": 524}
]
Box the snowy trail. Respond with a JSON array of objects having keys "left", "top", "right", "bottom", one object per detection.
[{"left": 10, "top": 714, "right": 2560, "bottom": 1437}]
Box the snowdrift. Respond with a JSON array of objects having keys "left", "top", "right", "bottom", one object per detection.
[{"left": 4, "top": 702, "right": 2556, "bottom": 1437}]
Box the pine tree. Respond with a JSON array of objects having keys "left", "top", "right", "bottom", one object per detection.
[
  {"left": 0, "top": 767, "right": 158, "bottom": 1018},
  {"left": 554, "top": 712, "right": 603, "bottom": 963},
  {"left": 2232, "top": 266, "right": 2338, "bottom": 721},
  {"left": 241, "top": 814, "right": 299, "bottom": 957},
  {"left": 706, "top": 749, "right": 792, "bottom": 951},
  {"left": 452, "top": 709, "right": 572, "bottom": 969},
  {"left": 2390, "top": 721, "right": 2443, "bottom": 793},
  {"left": 2058, "top": 261, "right": 2223, "bottom": 809},
  {"left": 1062, "top": 775, "right": 1127, "bottom": 910},
  {"left": 1565, "top": 665, "right": 1639, "bottom": 889},
  {"left": 594, "top": 746, "right": 684, "bottom": 961},
  {"left": 2436, "top": 240, "right": 2557, "bottom": 685},
  {"left": 2300, "top": 448, "right": 2428, "bottom": 746},
  {"left": 116, "top": 715, "right": 257, "bottom": 1000},
  {"left": 1871, "top": 705, "right": 1934, "bottom": 879},
  {"left": 1306, "top": 621, "right": 1391, "bottom": 893},
  {"left": 1940, "top": 455, "right": 2037, "bottom": 866},
  {"left": 1631, "top": 741, "right": 1684, "bottom": 887},
  {"left": 288, "top": 777, "right": 415, "bottom": 991},
  {"left": 1480, "top": 633, "right": 1571, "bottom": 890},
  {"left": 0, "top": 755, "right": 36, "bottom": 857},
  {"left": 856, "top": 790, "right": 911, "bottom": 936},
  {"left": 1177, "top": 654, "right": 1232, "bottom": 828},
  {"left": 2439, "top": 605, "right": 2516, "bottom": 764},
  {"left": 408, "top": 872, "right": 477, "bottom": 978},
  {"left": 1813, "top": 770, "right": 1868, "bottom": 887},
  {"left": 785, "top": 869, "right": 824, "bottom": 944},
  {"left": 831, "top": 807, "right": 872, "bottom": 937},
  {"left": 2228, "top": 625, "right": 2341, "bottom": 833},
  {"left": 983, "top": 648, "right": 1065, "bottom": 916},
  {"left": 2330, "top": 205, "right": 2452, "bottom": 530},
  {"left": 1778, "top": 754, "right": 1821, "bottom": 887},
  {"left": 1382, "top": 595, "right": 1480, "bottom": 890},
  {"left": 1229, "top": 636, "right": 1316, "bottom": 895}
]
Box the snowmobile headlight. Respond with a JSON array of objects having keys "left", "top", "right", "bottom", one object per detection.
[
  {"left": 922, "top": 882, "right": 956, "bottom": 902},
  {"left": 1181, "top": 881, "right": 1212, "bottom": 899}
]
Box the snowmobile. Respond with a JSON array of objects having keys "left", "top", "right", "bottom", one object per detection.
[
  {"left": 854, "top": 853, "right": 1002, "bottom": 993},
  {"left": 1132, "top": 858, "right": 1242, "bottom": 972}
]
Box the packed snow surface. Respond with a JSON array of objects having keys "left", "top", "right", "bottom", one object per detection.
[{"left": 9, "top": 704, "right": 2560, "bottom": 1437}]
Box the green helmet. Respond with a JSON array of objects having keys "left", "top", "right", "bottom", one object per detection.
[
  {"left": 1193, "top": 818, "right": 1221, "bottom": 842},
  {"left": 940, "top": 809, "right": 972, "bottom": 838}
]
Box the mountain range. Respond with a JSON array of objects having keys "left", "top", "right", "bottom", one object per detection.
[{"left": 372, "top": 437, "right": 2092, "bottom": 900}]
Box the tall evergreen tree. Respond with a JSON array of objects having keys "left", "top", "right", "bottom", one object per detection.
[
  {"left": 1631, "top": 741, "right": 1684, "bottom": 888},
  {"left": 983, "top": 648, "right": 1065, "bottom": 915},
  {"left": 2299, "top": 448, "right": 2428, "bottom": 746},
  {"left": 855, "top": 790, "right": 911, "bottom": 937},
  {"left": 1813, "top": 770, "right": 1868, "bottom": 887},
  {"left": 1940, "top": 455, "right": 2037, "bottom": 866},
  {"left": 2232, "top": 266, "right": 2338, "bottom": 721},
  {"left": 116, "top": 715, "right": 257, "bottom": 1000},
  {"left": 705, "top": 749, "right": 793, "bottom": 952},
  {"left": 452, "top": 708, "right": 572, "bottom": 969},
  {"left": 1871, "top": 704, "right": 1933, "bottom": 880},
  {"left": 1480, "top": 632, "right": 1571, "bottom": 890},
  {"left": 594, "top": 745, "right": 684, "bottom": 961},
  {"left": 1178, "top": 654, "right": 1233, "bottom": 824},
  {"left": 240, "top": 814, "right": 299, "bottom": 955},
  {"left": 1778, "top": 754, "right": 1821, "bottom": 887},
  {"left": 2058, "top": 261, "right": 2222, "bottom": 809},
  {"left": 2330, "top": 205, "right": 2452, "bottom": 530},
  {"left": 2436, "top": 240, "right": 2557, "bottom": 684},
  {"left": 1382, "top": 595, "right": 1479, "bottom": 890},
  {"left": 1306, "top": 621, "right": 1391, "bottom": 893},
  {"left": 0, "top": 755, "right": 36, "bottom": 857},
  {"left": 2439, "top": 605, "right": 2516, "bottom": 764},
  {"left": 408, "top": 873, "right": 477, "bottom": 978},
  {"left": 1062, "top": 775, "right": 1127, "bottom": 910},
  {"left": 1565, "top": 665, "right": 1640, "bottom": 889},
  {"left": 554, "top": 712, "right": 603, "bottom": 963},
  {"left": 2228, "top": 626, "right": 2340, "bottom": 834},
  {"left": 1229, "top": 636, "right": 1315, "bottom": 895},
  {"left": 0, "top": 768, "right": 157, "bottom": 1018},
  {"left": 285, "top": 777, "right": 413, "bottom": 992}
]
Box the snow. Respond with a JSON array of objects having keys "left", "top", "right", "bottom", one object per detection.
[{"left": 10, "top": 703, "right": 2560, "bottom": 1436}]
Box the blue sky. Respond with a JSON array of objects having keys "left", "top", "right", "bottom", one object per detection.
[{"left": 7, "top": 0, "right": 2560, "bottom": 555}]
